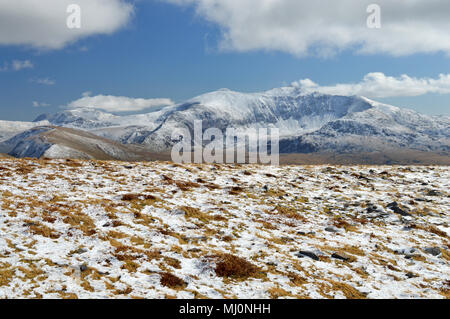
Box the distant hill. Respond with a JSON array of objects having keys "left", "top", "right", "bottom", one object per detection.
[{"left": 6, "top": 126, "right": 170, "bottom": 161}]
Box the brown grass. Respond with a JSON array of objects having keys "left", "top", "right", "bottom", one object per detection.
[
  {"left": 27, "top": 221, "right": 60, "bottom": 239},
  {"left": 162, "top": 175, "right": 201, "bottom": 191},
  {"left": 329, "top": 281, "right": 367, "bottom": 299},
  {"left": 215, "top": 254, "right": 260, "bottom": 280},
  {"left": 160, "top": 272, "right": 186, "bottom": 289},
  {"left": 0, "top": 265, "right": 14, "bottom": 286},
  {"left": 229, "top": 186, "right": 244, "bottom": 195},
  {"left": 274, "top": 206, "right": 305, "bottom": 221},
  {"left": 179, "top": 206, "right": 212, "bottom": 223}
]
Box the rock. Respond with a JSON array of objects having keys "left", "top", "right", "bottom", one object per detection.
[
  {"left": 262, "top": 185, "right": 269, "bottom": 191},
  {"left": 325, "top": 226, "right": 339, "bottom": 233},
  {"left": 423, "top": 247, "right": 441, "bottom": 256},
  {"left": 297, "top": 251, "right": 320, "bottom": 261},
  {"left": 394, "top": 247, "right": 416, "bottom": 255},
  {"left": 387, "top": 202, "right": 411, "bottom": 217},
  {"left": 406, "top": 272, "right": 418, "bottom": 279},
  {"left": 74, "top": 248, "right": 88, "bottom": 255},
  {"left": 79, "top": 264, "right": 88, "bottom": 272},
  {"left": 331, "top": 252, "right": 355, "bottom": 262},
  {"left": 366, "top": 204, "right": 379, "bottom": 214},
  {"left": 426, "top": 190, "right": 442, "bottom": 197}
]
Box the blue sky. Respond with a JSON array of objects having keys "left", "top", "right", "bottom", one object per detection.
[{"left": 1, "top": 0, "right": 450, "bottom": 121}]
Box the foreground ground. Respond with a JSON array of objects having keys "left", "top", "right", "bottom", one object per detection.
[{"left": 0, "top": 158, "right": 448, "bottom": 299}]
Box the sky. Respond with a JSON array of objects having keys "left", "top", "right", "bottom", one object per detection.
[{"left": 1, "top": 0, "right": 450, "bottom": 121}]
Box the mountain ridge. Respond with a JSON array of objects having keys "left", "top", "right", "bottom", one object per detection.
[{"left": 1, "top": 87, "right": 449, "bottom": 162}]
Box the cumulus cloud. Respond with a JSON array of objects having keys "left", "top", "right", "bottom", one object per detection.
[
  {"left": 291, "top": 73, "right": 450, "bottom": 98},
  {"left": 165, "top": 0, "right": 450, "bottom": 56},
  {"left": 67, "top": 93, "right": 175, "bottom": 112},
  {"left": 0, "top": 0, "right": 134, "bottom": 50}
]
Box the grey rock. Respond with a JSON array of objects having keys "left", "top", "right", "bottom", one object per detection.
[
  {"left": 331, "top": 252, "right": 352, "bottom": 262},
  {"left": 406, "top": 272, "right": 418, "bottom": 279},
  {"left": 387, "top": 202, "right": 411, "bottom": 217},
  {"left": 79, "top": 264, "right": 88, "bottom": 272},
  {"left": 423, "top": 247, "right": 441, "bottom": 256},
  {"left": 325, "top": 226, "right": 339, "bottom": 233},
  {"left": 426, "top": 190, "right": 442, "bottom": 197},
  {"left": 297, "top": 251, "right": 320, "bottom": 261}
]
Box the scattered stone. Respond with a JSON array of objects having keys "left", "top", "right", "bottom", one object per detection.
[
  {"left": 297, "top": 251, "right": 320, "bottom": 261},
  {"left": 366, "top": 204, "right": 379, "bottom": 214},
  {"left": 74, "top": 248, "right": 88, "bottom": 255},
  {"left": 331, "top": 252, "right": 354, "bottom": 262},
  {"left": 426, "top": 190, "right": 442, "bottom": 197},
  {"left": 325, "top": 226, "right": 339, "bottom": 233},
  {"left": 406, "top": 272, "right": 418, "bottom": 279},
  {"left": 394, "top": 247, "right": 416, "bottom": 255},
  {"left": 387, "top": 202, "right": 411, "bottom": 217},
  {"left": 423, "top": 247, "right": 441, "bottom": 256},
  {"left": 79, "top": 264, "right": 88, "bottom": 272}
]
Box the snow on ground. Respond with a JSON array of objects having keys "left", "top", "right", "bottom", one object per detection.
[{"left": 0, "top": 158, "right": 448, "bottom": 299}]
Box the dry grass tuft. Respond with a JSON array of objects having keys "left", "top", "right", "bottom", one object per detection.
[
  {"left": 229, "top": 186, "right": 244, "bottom": 195},
  {"left": 179, "top": 206, "right": 212, "bottom": 223},
  {"left": 27, "top": 221, "right": 60, "bottom": 239},
  {"left": 274, "top": 206, "right": 305, "bottom": 221},
  {"left": 160, "top": 272, "right": 186, "bottom": 289},
  {"left": 215, "top": 254, "right": 259, "bottom": 280},
  {"left": 0, "top": 265, "right": 14, "bottom": 286}
]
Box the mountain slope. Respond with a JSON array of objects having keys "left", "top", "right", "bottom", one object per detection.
[
  {"left": 7, "top": 126, "right": 170, "bottom": 161},
  {"left": 0, "top": 119, "right": 49, "bottom": 142}
]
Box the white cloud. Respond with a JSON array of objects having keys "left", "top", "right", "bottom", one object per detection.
[
  {"left": 67, "top": 93, "right": 175, "bottom": 112},
  {"left": 291, "top": 73, "right": 450, "bottom": 98},
  {"left": 30, "top": 77, "right": 56, "bottom": 85},
  {"left": 32, "top": 101, "right": 50, "bottom": 107},
  {"left": 165, "top": 0, "right": 450, "bottom": 57},
  {"left": 0, "top": 0, "right": 134, "bottom": 50},
  {"left": 0, "top": 59, "right": 34, "bottom": 71},
  {"left": 12, "top": 59, "right": 34, "bottom": 70}
]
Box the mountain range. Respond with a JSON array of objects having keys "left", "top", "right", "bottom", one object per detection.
[{"left": 1, "top": 87, "right": 449, "bottom": 164}]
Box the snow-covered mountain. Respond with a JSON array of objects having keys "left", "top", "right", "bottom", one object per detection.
[{"left": 1, "top": 86, "right": 449, "bottom": 159}]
